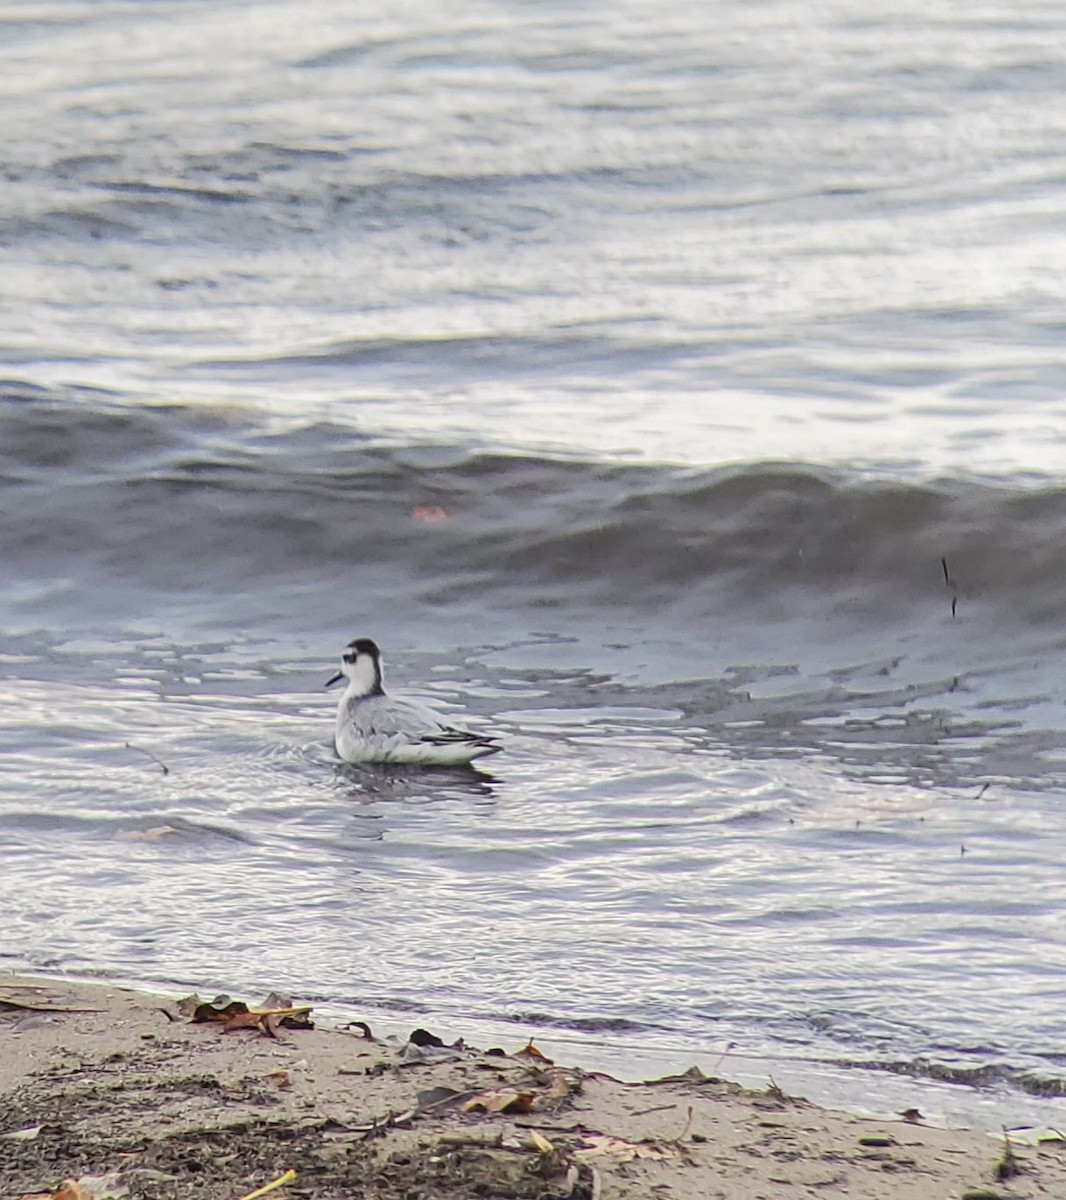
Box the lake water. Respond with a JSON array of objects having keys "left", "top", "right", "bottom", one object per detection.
[{"left": 3, "top": 0, "right": 1066, "bottom": 1129}]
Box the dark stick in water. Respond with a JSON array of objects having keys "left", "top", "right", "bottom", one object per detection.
[
  {"left": 940, "top": 556, "right": 958, "bottom": 617},
  {"left": 124, "top": 741, "right": 170, "bottom": 776}
]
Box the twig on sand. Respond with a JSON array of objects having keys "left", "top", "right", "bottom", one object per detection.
[
  {"left": 235, "top": 1168, "right": 297, "bottom": 1200},
  {"left": 631, "top": 1103, "right": 678, "bottom": 1117},
  {"left": 668, "top": 1106, "right": 694, "bottom": 1145},
  {"left": 996, "top": 1128, "right": 1020, "bottom": 1180},
  {"left": 437, "top": 1130, "right": 504, "bottom": 1148}
]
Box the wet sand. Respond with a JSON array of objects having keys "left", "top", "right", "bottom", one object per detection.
[{"left": 1, "top": 974, "right": 1063, "bottom": 1200}]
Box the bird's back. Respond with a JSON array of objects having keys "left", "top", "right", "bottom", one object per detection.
[{"left": 336, "top": 692, "right": 499, "bottom": 765}]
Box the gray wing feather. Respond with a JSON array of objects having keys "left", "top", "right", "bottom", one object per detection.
[
  {"left": 419, "top": 727, "right": 495, "bottom": 747},
  {"left": 343, "top": 694, "right": 494, "bottom": 743},
  {"left": 343, "top": 695, "right": 439, "bottom": 739}
]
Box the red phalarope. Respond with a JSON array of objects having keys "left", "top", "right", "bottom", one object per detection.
[{"left": 326, "top": 638, "right": 502, "bottom": 766}]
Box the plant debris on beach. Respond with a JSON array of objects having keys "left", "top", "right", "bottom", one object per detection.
[{"left": 3, "top": 977, "right": 1066, "bottom": 1200}]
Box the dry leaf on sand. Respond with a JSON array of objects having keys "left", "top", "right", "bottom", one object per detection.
[
  {"left": 51, "top": 1185, "right": 94, "bottom": 1200},
  {"left": 182, "top": 993, "right": 313, "bottom": 1033},
  {"left": 514, "top": 1039, "right": 552, "bottom": 1063},
  {"left": 0, "top": 986, "right": 101, "bottom": 1014},
  {"left": 183, "top": 995, "right": 249, "bottom": 1022},
  {"left": 460, "top": 1087, "right": 536, "bottom": 1115},
  {"left": 574, "top": 1134, "right": 678, "bottom": 1163},
  {"left": 995, "top": 1126, "right": 1066, "bottom": 1146},
  {"left": 2, "top": 1124, "right": 42, "bottom": 1141},
  {"left": 533, "top": 1068, "right": 578, "bottom": 1108},
  {"left": 50, "top": 1173, "right": 127, "bottom": 1200}
]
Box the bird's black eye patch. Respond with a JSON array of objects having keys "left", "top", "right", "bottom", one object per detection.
[{"left": 343, "top": 652, "right": 358, "bottom": 664}]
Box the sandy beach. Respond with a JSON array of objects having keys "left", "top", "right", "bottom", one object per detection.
[{"left": 1, "top": 975, "right": 1063, "bottom": 1200}]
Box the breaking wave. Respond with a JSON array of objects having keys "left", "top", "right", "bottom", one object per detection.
[{"left": 3, "top": 387, "right": 1065, "bottom": 637}]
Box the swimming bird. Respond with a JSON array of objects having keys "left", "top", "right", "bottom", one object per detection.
[{"left": 326, "top": 638, "right": 502, "bottom": 766}]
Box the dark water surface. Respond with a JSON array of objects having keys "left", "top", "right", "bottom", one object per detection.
[{"left": 3, "top": 0, "right": 1066, "bottom": 1128}]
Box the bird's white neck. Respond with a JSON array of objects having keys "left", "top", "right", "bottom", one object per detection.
[{"left": 346, "top": 652, "right": 384, "bottom": 698}]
